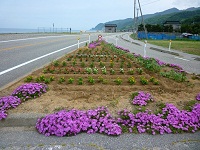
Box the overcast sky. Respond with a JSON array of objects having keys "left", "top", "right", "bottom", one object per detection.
[{"left": 0, "top": 0, "right": 199, "bottom": 30}]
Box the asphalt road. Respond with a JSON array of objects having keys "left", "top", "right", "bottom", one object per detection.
[
  {"left": 0, "top": 127, "right": 200, "bottom": 150},
  {"left": 0, "top": 33, "right": 116, "bottom": 89}
]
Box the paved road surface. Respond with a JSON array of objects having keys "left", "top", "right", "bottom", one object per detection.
[{"left": 0, "top": 127, "right": 200, "bottom": 150}]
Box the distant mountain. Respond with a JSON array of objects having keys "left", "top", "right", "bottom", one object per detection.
[
  {"left": 91, "top": 7, "right": 200, "bottom": 31},
  {"left": 144, "top": 9, "right": 200, "bottom": 25}
]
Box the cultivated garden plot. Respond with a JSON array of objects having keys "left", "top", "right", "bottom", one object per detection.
[{"left": 0, "top": 40, "right": 200, "bottom": 136}]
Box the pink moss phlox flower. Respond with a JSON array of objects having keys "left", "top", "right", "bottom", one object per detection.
[
  {"left": 132, "top": 91, "right": 153, "bottom": 106},
  {"left": 117, "top": 103, "right": 200, "bottom": 135},
  {"left": 168, "top": 63, "right": 183, "bottom": 70},
  {"left": 196, "top": 93, "right": 200, "bottom": 101},
  {"left": 12, "top": 83, "right": 48, "bottom": 101},
  {"left": 115, "top": 46, "right": 130, "bottom": 53},
  {"left": 0, "top": 96, "right": 21, "bottom": 120},
  {"left": 156, "top": 59, "right": 166, "bottom": 66},
  {"left": 36, "top": 107, "right": 122, "bottom": 137},
  {"left": 0, "top": 110, "right": 7, "bottom": 120}
]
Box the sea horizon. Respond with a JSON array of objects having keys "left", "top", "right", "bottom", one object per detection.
[{"left": 0, "top": 27, "right": 82, "bottom": 34}]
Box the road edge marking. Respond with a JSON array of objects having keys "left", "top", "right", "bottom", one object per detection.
[{"left": 174, "top": 57, "right": 190, "bottom": 61}]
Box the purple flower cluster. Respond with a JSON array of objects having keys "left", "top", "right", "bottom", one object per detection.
[
  {"left": 196, "top": 93, "right": 200, "bottom": 101},
  {"left": 118, "top": 103, "right": 200, "bottom": 135},
  {"left": 88, "top": 41, "right": 101, "bottom": 49},
  {"left": 36, "top": 107, "right": 122, "bottom": 137},
  {"left": 156, "top": 59, "right": 166, "bottom": 66},
  {"left": 132, "top": 91, "right": 153, "bottom": 106},
  {"left": 168, "top": 63, "right": 183, "bottom": 70},
  {"left": 115, "top": 46, "right": 130, "bottom": 53},
  {"left": 0, "top": 96, "right": 21, "bottom": 120},
  {"left": 12, "top": 83, "right": 48, "bottom": 101}
]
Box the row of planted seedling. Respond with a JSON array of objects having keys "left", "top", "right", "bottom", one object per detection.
[
  {"left": 25, "top": 75, "right": 159, "bottom": 85},
  {"left": 43, "top": 66, "right": 143, "bottom": 75},
  {"left": 48, "top": 59, "right": 134, "bottom": 68}
]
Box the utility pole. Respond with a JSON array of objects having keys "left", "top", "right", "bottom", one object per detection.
[
  {"left": 138, "top": 0, "right": 148, "bottom": 39},
  {"left": 53, "top": 23, "right": 54, "bottom": 33},
  {"left": 136, "top": 8, "right": 139, "bottom": 31},
  {"left": 133, "top": 0, "right": 136, "bottom": 33}
]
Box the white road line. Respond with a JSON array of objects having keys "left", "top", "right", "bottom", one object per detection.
[
  {"left": 0, "top": 35, "right": 77, "bottom": 43},
  {"left": 0, "top": 40, "right": 88, "bottom": 76},
  {"left": 174, "top": 57, "right": 190, "bottom": 61}
]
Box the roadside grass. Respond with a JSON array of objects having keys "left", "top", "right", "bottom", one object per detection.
[
  {"left": 147, "top": 40, "right": 200, "bottom": 56},
  {"left": 130, "top": 33, "right": 200, "bottom": 56}
]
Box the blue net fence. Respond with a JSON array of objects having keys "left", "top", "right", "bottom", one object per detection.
[{"left": 137, "top": 32, "right": 176, "bottom": 40}]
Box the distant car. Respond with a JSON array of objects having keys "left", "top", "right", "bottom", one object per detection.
[{"left": 182, "top": 33, "right": 193, "bottom": 38}]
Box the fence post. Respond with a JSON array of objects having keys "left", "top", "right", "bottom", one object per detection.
[
  {"left": 144, "top": 40, "right": 147, "bottom": 57},
  {"left": 169, "top": 40, "right": 172, "bottom": 51}
]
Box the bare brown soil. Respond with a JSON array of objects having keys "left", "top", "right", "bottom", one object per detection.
[{"left": 1, "top": 44, "right": 200, "bottom": 116}]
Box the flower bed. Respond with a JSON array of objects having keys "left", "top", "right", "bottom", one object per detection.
[
  {"left": 0, "top": 83, "right": 48, "bottom": 120},
  {"left": 36, "top": 107, "right": 122, "bottom": 136},
  {"left": 36, "top": 103, "right": 200, "bottom": 136}
]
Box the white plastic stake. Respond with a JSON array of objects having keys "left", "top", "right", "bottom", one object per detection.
[
  {"left": 116, "top": 38, "right": 118, "bottom": 46},
  {"left": 169, "top": 40, "right": 172, "bottom": 51},
  {"left": 144, "top": 40, "right": 147, "bottom": 57},
  {"left": 78, "top": 37, "right": 80, "bottom": 49}
]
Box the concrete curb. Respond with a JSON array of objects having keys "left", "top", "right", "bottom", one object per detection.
[{"left": 0, "top": 113, "right": 46, "bottom": 127}]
